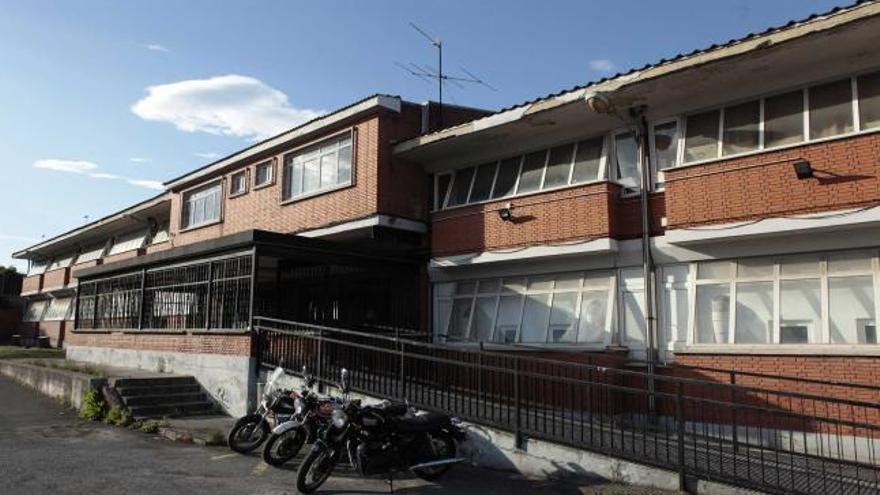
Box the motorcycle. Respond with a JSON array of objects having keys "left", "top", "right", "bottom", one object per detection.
[
  {"left": 227, "top": 365, "right": 298, "bottom": 454},
  {"left": 296, "top": 369, "right": 466, "bottom": 494},
  {"left": 261, "top": 369, "right": 339, "bottom": 466}
]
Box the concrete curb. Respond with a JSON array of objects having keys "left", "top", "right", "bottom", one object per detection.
[{"left": 0, "top": 359, "right": 106, "bottom": 409}]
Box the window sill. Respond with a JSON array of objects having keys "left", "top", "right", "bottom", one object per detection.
[
  {"left": 280, "top": 181, "right": 354, "bottom": 206},
  {"left": 674, "top": 344, "right": 880, "bottom": 356},
  {"left": 253, "top": 180, "right": 275, "bottom": 191},
  {"left": 179, "top": 218, "right": 223, "bottom": 234},
  {"left": 430, "top": 179, "right": 611, "bottom": 214},
  {"left": 229, "top": 190, "right": 248, "bottom": 199}
]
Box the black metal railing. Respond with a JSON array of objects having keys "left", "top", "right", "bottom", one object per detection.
[{"left": 254, "top": 316, "right": 880, "bottom": 494}]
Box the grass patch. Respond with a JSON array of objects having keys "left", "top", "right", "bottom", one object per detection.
[
  {"left": 79, "top": 390, "right": 107, "bottom": 421},
  {"left": 104, "top": 405, "right": 132, "bottom": 427},
  {"left": 26, "top": 359, "right": 107, "bottom": 377},
  {"left": 0, "top": 346, "right": 64, "bottom": 360},
  {"left": 136, "top": 418, "right": 170, "bottom": 434}
]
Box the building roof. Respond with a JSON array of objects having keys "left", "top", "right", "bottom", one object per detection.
[{"left": 395, "top": 0, "right": 879, "bottom": 155}]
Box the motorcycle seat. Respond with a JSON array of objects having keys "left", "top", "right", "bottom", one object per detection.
[{"left": 393, "top": 412, "right": 450, "bottom": 433}]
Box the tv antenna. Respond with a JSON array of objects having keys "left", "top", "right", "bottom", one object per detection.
[{"left": 397, "top": 22, "right": 496, "bottom": 128}]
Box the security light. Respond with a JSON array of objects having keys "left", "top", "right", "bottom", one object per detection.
[
  {"left": 584, "top": 91, "right": 614, "bottom": 114},
  {"left": 498, "top": 203, "right": 514, "bottom": 222},
  {"left": 792, "top": 159, "right": 813, "bottom": 180}
]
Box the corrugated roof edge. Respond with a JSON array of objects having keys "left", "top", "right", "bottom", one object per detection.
[{"left": 401, "top": 0, "right": 874, "bottom": 146}]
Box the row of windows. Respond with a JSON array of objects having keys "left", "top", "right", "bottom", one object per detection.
[
  {"left": 432, "top": 70, "right": 880, "bottom": 210},
  {"left": 228, "top": 160, "right": 276, "bottom": 197},
  {"left": 434, "top": 248, "right": 880, "bottom": 348},
  {"left": 26, "top": 227, "right": 169, "bottom": 276},
  {"left": 23, "top": 297, "right": 73, "bottom": 322}
]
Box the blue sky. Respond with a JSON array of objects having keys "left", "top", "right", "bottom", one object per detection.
[{"left": 0, "top": 0, "right": 849, "bottom": 269}]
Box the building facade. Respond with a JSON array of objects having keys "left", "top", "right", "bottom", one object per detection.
[{"left": 11, "top": 2, "right": 880, "bottom": 414}]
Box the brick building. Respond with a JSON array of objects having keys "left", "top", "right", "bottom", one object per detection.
[{"left": 11, "top": 2, "right": 880, "bottom": 414}]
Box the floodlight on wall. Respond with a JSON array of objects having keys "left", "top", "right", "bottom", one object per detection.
[
  {"left": 792, "top": 159, "right": 814, "bottom": 180},
  {"left": 498, "top": 203, "right": 514, "bottom": 222},
  {"left": 583, "top": 91, "right": 615, "bottom": 114}
]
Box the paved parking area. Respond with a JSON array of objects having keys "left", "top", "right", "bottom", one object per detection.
[{"left": 0, "top": 376, "right": 675, "bottom": 494}]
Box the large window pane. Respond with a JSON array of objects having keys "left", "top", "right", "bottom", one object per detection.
[
  {"left": 722, "top": 100, "right": 760, "bottom": 155},
  {"left": 779, "top": 279, "right": 821, "bottom": 344},
  {"left": 578, "top": 291, "right": 608, "bottom": 343},
  {"left": 829, "top": 276, "right": 875, "bottom": 344},
  {"left": 338, "top": 143, "right": 352, "bottom": 184},
  {"left": 858, "top": 71, "right": 880, "bottom": 130},
  {"left": 516, "top": 150, "right": 547, "bottom": 194},
  {"left": 468, "top": 163, "right": 497, "bottom": 203},
  {"left": 695, "top": 284, "right": 730, "bottom": 343},
  {"left": 447, "top": 298, "right": 473, "bottom": 342},
  {"left": 684, "top": 110, "right": 720, "bottom": 162},
  {"left": 520, "top": 293, "right": 551, "bottom": 342},
  {"left": 435, "top": 174, "right": 451, "bottom": 209},
  {"left": 827, "top": 250, "right": 873, "bottom": 274},
  {"left": 698, "top": 261, "right": 731, "bottom": 280},
  {"left": 319, "top": 152, "right": 337, "bottom": 188},
  {"left": 737, "top": 258, "right": 774, "bottom": 279},
  {"left": 547, "top": 292, "right": 578, "bottom": 343},
  {"left": 289, "top": 158, "right": 304, "bottom": 197},
  {"left": 809, "top": 79, "right": 854, "bottom": 139},
  {"left": 734, "top": 282, "right": 772, "bottom": 343},
  {"left": 542, "top": 144, "right": 575, "bottom": 189},
  {"left": 614, "top": 132, "right": 640, "bottom": 187},
  {"left": 780, "top": 255, "right": 820, "bottom": 277},
  {"left": 571, "top": 137, "right": 604, "bottom": 183},
  {"left": 764, "top": 90, "right": 804, "bottom": 148},
  {"left": 470, "top": 297, "right": 497, "bottom": 342},
  {"left": 494, "top": 295, "right": 522, "bottom": 343},
  {"left": 283, "top": 133, "right": 352, "bottom": 200},
  {"left": 303, "top": 156, "right": 320, "bottom": 191},
  {"left": 491, "top": 157, "right": 521, "bottom": 199},
  {"left": 622, "top": 291, "right": 646, "bottom": 345},
  {"left": 653, "top": 122, "right": 679, "bottom": 171},
  {"left": 446, "top": 167, "right": 475, "bottom": 207}
]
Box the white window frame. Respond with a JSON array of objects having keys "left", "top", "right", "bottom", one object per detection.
[
  {"left": 648, "top": 118, "right": 682, "bottom": 191},
  {"left": 281, "top": 129, "right": 355, "bottom": 203},
  {"left": 229, "top": 170, "right": 249, "bottom": 197},
  {"left": 180, "top": 179, "right": 224, "bottom": 231},
  {"left": 107, "top": 230, "right": 149, "bottom": 256},
  {"left": 254, "top": 159, "right": 275, "bottom": 189}
]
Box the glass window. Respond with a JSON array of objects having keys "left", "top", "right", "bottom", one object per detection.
[
  {"left": 829, "top": 276, "right": 875, "bottom": 344},
  {"left": 737, "top": 258, "right": 774, "bottom": 279},
  {"left": 470, "top": 297, "right": 496, "bottom": 342},
  {"left": 571, "top": 137, "right": 604, "bottom": 183},
  {"left": 764, "top": 90, "right": 804, "bottom": 148},
  {"left": 446, "top": 167, "right": 475, "bottom": 207},
  {"left": 338, "top": 142, "right": 352, "bottom": 184},
  {"left": 491, "top": 157, "right": 521, "bottom": 199},
  {"left": 548, "top": 292, "right": 578, "bottom": 343},
  {"left": 527, "top": 275, "right": 554, "bottom": 292},
  {"left": 255, "top": 161, "right": 274, "bottom": 186},
  {"left": 501, "top": 277, "right": 526, "bottom": 294},
  {"left": 809, "top": 79, "right": 854, "bottom": 139},
  {"left": 520, "top": 293, "right": 551, "bottom": 342},
  {"left": 684, "top": 110, "right": 720, "bottom": 162},
  {"left": 27, "top": 261, "right": 49, "bottom": 276},
  {"left": 614, "top": 132, "right": 640, "bottom": 187},
  {"left": 75, "top": 245, "right": 105, "bottom": 265},
  {"left": 722, "top": 100, "right": 760, "bottom": 155},
  {"left": 182, "top": 181, "right": 222, "bottom": 229},
  {"left": 698, "top": 261, "right": 731, "bottom": 280},
  {"left": 302, "top": 154, "right": 320, "bottom": 192},
  {"left": 695, "top": 284, "right": 730, "bottom": 343},
  {"left": 779, "top": 279, "right": 821, "bottom": 343},
  {"left": 48, "top": 255, "right": 75, "bottom": 271},
  {"left": 23, "top": 300, "right": 48, "bottom": 321},
  {"left": 734, "top": 282, "right": 773, "bottom": 343},
  {"left": 150, "top": 223, "right": 170, "bottom": 244},
  {"left": 652, "top": 122, "right": 679, "bottom": 171},
  {"left": 477, "top": 279, "right": 501, "bottom": 293},
  {"left": 43, "top": 297, "right": 73, "bottom": 321},
  {"left": 447, "top": 298, "right": 473, "bottom": 342},
  {"left": 108, "top": 230, "right": 147, "bottom": 255},
  {"left": 319, "top": 150, "right": 338, "bottom": 188},
  {"left": 494, "top": 295, "right": 522, "bottom": 344},
  {"left": 858, "top": 71, "right": 880, "bottom": 130},
  {"left": 578, "top": 291, "right": 608, "bottom": 343},
  {"left": 288, "top": 156, "right": 304, "bottom": 197},
  {"left": 468, "top": 162, "right": 497, "bottom": 203},
  {"left": 780, "top": 255, "right": 820, "bottom": 277},
  {"left": 516, "top": 150, "right": 547, "bottom": 194},
  {"left": 230, "top": 171, "right": 247, "bottom": 195},
  {"left": 622, "top": 291, "right": 646, "bottom": 345},
  {"left": 435, "top": 174, "right": 451, "bottom": 209},
  {"left": 455, "top": 281, "right": 477, "bottom": 295},
  {"left": 827, "top": 250, "right": 873, "bottom": 274},
  {"left": 283, "top": 133, "right": 353, "bottom": 200},
  {"left": 542, "top": 144, "right": 575, "bottom": 189}
]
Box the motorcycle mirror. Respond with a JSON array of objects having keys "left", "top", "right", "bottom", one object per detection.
[{"left": 340, "top": 368, "right": 350, "bottom": 394}]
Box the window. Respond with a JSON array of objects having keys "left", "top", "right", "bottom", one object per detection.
[
  {"left": 722, "top": 100, "right": 760, "bottom": 155},
  {"left": 75, "top": 244, "right": 105, "bottom": 264},
  {"left": 809, "top": 79, "right": 854, "bottom": 139},
  {"left": 446, "top": 167, "right": 475, "bottom": 207},
  {"left": 43, "top": 297, "right": 73, "bottom": 321},
  {"left": 181, "top": 181, "right": 222, "bottom": 229},
  {"left": 229, "top": 170, "right": 248, "bottom": 196},
  {"left": 27, "top": 260, "right": 48, "bottom": 276},
  {"left": 468, "top": 162, "right": 497, "bottom": 203},
  {"left": 254, "top": 160, "right": 274, "bottom": 187},
  {"left": 614, "top": 132, "right": 640, "bottom": 188},
  {"left": 516, "top": 150, "right": 547, "bottom": 194},
  {"left": 571, "top": 137, "right": 604, "bottom": 184},
  {"left": 684, "top": 110, "right": 720, "bottom": 163},
  {"left": 434, "top": 271, "right": 613, "bottom": 345},
  {"left": 23, "top": 300, "right": 48, "bottom": 321},
  {"left": 651, "top": 121, "right": 679, "bottom": 186},
  {"left": 764, "top": 90, "right": 804, "bottom": 148},
  {"left": 107, "top": 230, "right": 148, "bottom": 255},
  {"left": 48, "top": 254, "right": 75, "bottom": 271},
  {"left": 283, "top": 132, "right": 353, "bottom": 201},
  {"left": 542, "top": 144, "right": 574, "bottom": 189},
  {"left": 435, "top": 173, "right": 452, "bottom": 209},
  {"left": 491, "top": 157, "right": 521, "bottom": 200},
  {"left": 857, "top": 71, "right": 880, "bottom": 130}
]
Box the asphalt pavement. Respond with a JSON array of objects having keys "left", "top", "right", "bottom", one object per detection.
[{"left": 0, "top": 375, "right": 675, "bottom": 494}]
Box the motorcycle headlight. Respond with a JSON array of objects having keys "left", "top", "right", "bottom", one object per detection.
[
  {"left": 294, "top": 397, "right": 305, "bottom": 415},
  {"left": 331, "top": 408, "right": 348, "bottom": 428}
]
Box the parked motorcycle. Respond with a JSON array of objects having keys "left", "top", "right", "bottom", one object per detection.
[
  {"left": 261, "top": 369, "right": 338, "bottom": 466},
  {"left": 295, "top": 369, "right": 466, "bottom": 494},
  {"left": 227, "top": 366, "right": 298, "bottom": 453}
]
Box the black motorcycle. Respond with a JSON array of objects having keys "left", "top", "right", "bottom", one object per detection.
[
  {"left": 227, "top": 366, "right": 298, "bottom": 453},
  {"left": 296, "top": 370, "right": 466, "bottom": 493}
]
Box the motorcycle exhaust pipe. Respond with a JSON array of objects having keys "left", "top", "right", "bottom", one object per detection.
[{"left": 408, "top": 457, "right": 467, "bottom": 470}]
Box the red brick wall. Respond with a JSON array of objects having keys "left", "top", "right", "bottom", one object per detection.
[
  {"left": 664, "top": 133, "right": 880, "bottom": 229},
  {"left": 36, "top": 321, "right": 65, "bottom": 348},
  {"left": 430, "top": 182, "right": 615, "bottom": 257},
  {"left": 102, "top": 250, "right": 142, "bottom": 265},
  {"left": 378, "top": 106, "right": 431, "bottom": 223},
  {"left": 42, "top": 268, "right": 69, "bottom": 290},
  {"left": 21, "top": 275, "right": 41, "bottom": 294},
  {"left": 66, "top": 331, "right": 252, "bottom": 357},
  {"left": 609, "top": 190, "right": 666, "bottom": 240}
]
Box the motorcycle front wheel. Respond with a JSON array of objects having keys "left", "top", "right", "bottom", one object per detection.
[
  {"left": 296, "top": 445, "right": 337, "bottom": 494},
  {"left": 412, "top": 433, "right": 457, "bottom": 481},
  {"left": 227, "top": 414, "right": 269, "bottom": 454},
  {"left": 262, "top": 427, "right": 307, "bottom": 466}
]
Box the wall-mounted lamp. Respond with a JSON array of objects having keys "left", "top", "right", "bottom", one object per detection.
[
  {"left": 498, "top": 203, "right": 514, "bottom": 222},
  {"left": 583, "top": 91, "right": 615, "bottom": 114},
  {"left": 792, "top": 159, "right": 814, "bottom": 180}
]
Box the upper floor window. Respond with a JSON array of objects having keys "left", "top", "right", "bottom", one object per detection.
[
  {"left": 181, "top": 181, "right": 222, "bottom": 229},
  {"left": 47, "top": 254, "right": 75, "bottom": 271},
  {"left": 229, "top": 170, "right": 248, "bottom": 197},
  {"left": 75, "top": 244, "right": 106, "bottom": 265},
  {"left": 254, "top": 160, "right": 274, "bottom": 187},
  {"left": 107, "top": 230, "right": 148, "bottom": 256},
  {"left": 434, "top": 136, "right": 606, "bottom": 210},
  {"left": 43, "top": 297, "right": 73, "bottom": 321},
  {"left": 27, "top": 260, "right": 48, "bottom": 276},
  {"left": 283, "top": 132, "right": 353, "bottom": 201},
  {"left": 22, "top": 300, "right": 48, "bottom": 321}
]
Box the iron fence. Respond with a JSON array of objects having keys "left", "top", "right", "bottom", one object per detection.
[{"left": 254, "top": 316, "right": 880, "bottom": 494}]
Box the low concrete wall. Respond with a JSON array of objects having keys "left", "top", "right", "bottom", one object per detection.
[
  {"left": 0, "top": 360, "right": 106, "bottom": 409},
  {"left": 66, "top": 345, "right": 254, "bottom": 417}
]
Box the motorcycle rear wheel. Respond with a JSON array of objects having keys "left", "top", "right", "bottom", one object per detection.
[
  {"left": 412, "top": 433, "right": 457, "bottom": 481},
  {"left": 296, "top": 445, "right": 337, "bottom": 494},
  {"left": 262, "top": 427, "right": 307, "bottom": 466}
]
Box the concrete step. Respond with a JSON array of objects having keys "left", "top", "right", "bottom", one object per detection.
[
  {"left": 112, "top": 376, "right": 199, "bottom": 389},
  {"left": 129, "top": 401, "right": 216, "bottom": 420},
  {"left": 116, "top": 384, "right": 203, "bottom": 397},
  {"left": 123, "top": 392, "right": 208, "bottom": 407}
]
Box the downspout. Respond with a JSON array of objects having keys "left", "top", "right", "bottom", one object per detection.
[{"left": 637, "top": 113, "right": 659, "bottom": 411}]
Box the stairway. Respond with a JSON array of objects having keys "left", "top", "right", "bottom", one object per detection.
[{"left": 112, "top": 376, "right": 217, "bottom": 420}]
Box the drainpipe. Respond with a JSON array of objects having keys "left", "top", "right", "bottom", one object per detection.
[{"left": 637, "top": 113, "right": 659, "bottom": 413}]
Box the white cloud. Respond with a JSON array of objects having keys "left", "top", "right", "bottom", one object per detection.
[
  {"left": 129, "top": 157, "right": 151, "bottom": 163},
  {"left": 33, "top": 159, "right": 164, "bottom": 191},
  {"left": 193, "top": 151, "right": 221, "bottom": 159},
  {"left": 131, "top": 74, "right": 324, "bottom": 140},
  {"left": 588, "top": 59, "right": 618, "bottom": 74},
  {"left": 144, "top": 43, "right": 170, "bottom": 53},
  {"left": 33, "top": 159, "right": 98, "bottom": 174}
]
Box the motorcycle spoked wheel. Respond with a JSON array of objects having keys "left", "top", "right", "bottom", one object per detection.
[
  {"left": 296, "top": 445, "right": 338, "bottom": 494},
  {"left": 262, "top": 427, "right": 307, "bottom": 466},
  {"left": 227, "top": 414, "right": 269, "bottom": 454},
  {"left": 412, "top": 433, "right": 457, "bottom": 481}
]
